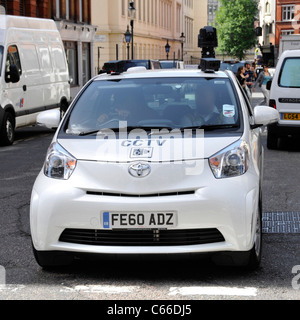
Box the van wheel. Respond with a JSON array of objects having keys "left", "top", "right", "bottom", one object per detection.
[{"left": 0, "top": 112, "right": 15, "bottom": 146}]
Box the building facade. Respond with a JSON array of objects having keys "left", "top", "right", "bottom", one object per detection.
[
  {"left": 92, "top": 0, "right": 207, "bottom": 71},
  {"left": 257, "top": 0, "right": 276, "bottom": 66},
  {"left": 0, "top": 0, "right": 96, "bottom": 97},
  {"left": 275, "top": 0, "right": 300, "bottom": 44}
]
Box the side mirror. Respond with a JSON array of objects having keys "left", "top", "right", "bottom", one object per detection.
[
  {"left": 5, "top": 64, "right": 20, "bottom": 83},
  {"left": 37, "top": 109, "right": 61, "bottom": 129},
  {"left": 253, "top": 105, "right": 279, "bottom": 127},
  {"left": 266, "top": 80, "right": 272, "bottom": 91}
]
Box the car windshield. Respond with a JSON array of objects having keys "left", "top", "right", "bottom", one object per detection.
[{"left": 65, "top": 77, "right": 241, "bottom": 136}]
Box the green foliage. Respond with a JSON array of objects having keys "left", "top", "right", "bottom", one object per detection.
[{"left": 215, "top": 0, "right": 258, "bottom": 60}]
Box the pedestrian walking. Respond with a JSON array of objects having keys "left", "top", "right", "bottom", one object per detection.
[
  {"left": 254, "top": 65, "right": 272, "bottom": 105},
  {"left": 237, "top": 66, "right": 251, "bottom": 99},
  {"left": 244, "top": 62, "right": 255, "bottom": 97}
]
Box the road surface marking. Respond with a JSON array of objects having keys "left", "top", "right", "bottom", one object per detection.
[
  {"left": 169, "top": 286, "right": 257, "bottom": 297},
  {"left": 60, "top": 285, "right": 139, "bottom": 294}
]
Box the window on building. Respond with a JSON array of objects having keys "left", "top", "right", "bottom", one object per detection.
[
  {"left": 82, "top": 0, "right": 90, "bottom": 23},
  {"left": 60, "top": 0, "right": 67, "bottom": 19},
  {"left": 19, "top": 0, "right": 26, "bottom": 16},
  {"left": 138, "top": 0, "right": 141, "bottom": 20},
  {"left": 0, "top": 1, "right": 7, "bottom": 13},
  {"left": 265, "top": 1, "right": 271, "bottom": 14},
  {"left": 82, "top": 42, "right": 91, "bottom": 85},
  {"left": 281, "top": 29, "right": 295, "bottom": 36},
  {"left": 282, "top": 5, "right": 295, "bottom": 21},
  {"left": 64, "top": 41, "right": 78, "bottom": 86},
  {"left": 69, "top": 0, "right": 76, "bottom": 21}
]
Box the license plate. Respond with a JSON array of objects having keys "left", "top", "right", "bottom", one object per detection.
[
  {"left": 101, "top": 211, "right": 177, "bottom": 230},
  {"left": 282, "top": 113, "right": 300, "bottom": 120}
]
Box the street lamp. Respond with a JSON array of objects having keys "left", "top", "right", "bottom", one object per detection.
[
  {"left": 128, "top": 1, "right": 136, "bottom": 60},
  {"left": 124, "top": 26, "right": 131, "bottom": 60},
  {"left": 165, "top": 40, "right": 170, "bottom": 60},
  {"left": 180, "top": 32, "right": 186, "bottom": 61}
]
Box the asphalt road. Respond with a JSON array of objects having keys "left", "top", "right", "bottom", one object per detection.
[{"left": 0, "top": 98, "right": 299, "bottom": 301}]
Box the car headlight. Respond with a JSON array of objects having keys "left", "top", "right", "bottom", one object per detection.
[
  {"left": 209, "top": 140, "right": 249, "bottom": 179},
  {"left": 44, "top": 142, "right": 77, "bottom": 180}
]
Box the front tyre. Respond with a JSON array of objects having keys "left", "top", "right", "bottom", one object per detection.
[{"left": 0, "top": 112, "right": 15, "bottom": 146}]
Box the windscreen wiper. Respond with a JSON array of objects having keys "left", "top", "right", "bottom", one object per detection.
[{"left": 182, "top": 124, "right": 239, "bottom": 131}]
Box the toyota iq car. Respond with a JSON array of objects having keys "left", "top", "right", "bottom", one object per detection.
[{"left": 30, "top": 65, "right": 279, "bottom": 269}]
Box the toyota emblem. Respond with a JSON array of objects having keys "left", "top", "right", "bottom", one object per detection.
[{"left": 128, "top": 162, "right": 151, "bottom": 178}]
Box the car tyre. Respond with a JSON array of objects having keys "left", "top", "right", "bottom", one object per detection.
[
  {"left": 0, "top": 112, "right": 15, "bottom": 146},
  {"left": 32, "top": 242, "right": 73, "bottom": 268}
]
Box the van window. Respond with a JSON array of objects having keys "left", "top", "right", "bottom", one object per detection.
[
  {"left": 51, "top": 45, "right": 67, "bottom": 71},
  {"left": 6, "top": 45, "right": 22, "bottom": 78},
  {"left": 21, "top": 44, "right": 40, "bottom": 73},
  {"left": 279, "top": 58, "right": 300, "bottom": 88},
  {"left": 38, "top": 46, "right": 52, "bottom": 71}
]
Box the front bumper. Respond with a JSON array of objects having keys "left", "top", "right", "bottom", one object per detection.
[{"left": 30, "top": 160, "right": 259, "bottom": 255}]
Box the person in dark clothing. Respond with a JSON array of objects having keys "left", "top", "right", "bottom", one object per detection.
[
  {"left": 244, "top": 62, "right": 255, "bottom": 95},
  {"left": 236, "top": 66, "right": 248, "bottom": 97}
]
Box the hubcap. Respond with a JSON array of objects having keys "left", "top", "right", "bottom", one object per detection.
[{"left": 6, "top": 119, "right": 13, "bottom": 142}]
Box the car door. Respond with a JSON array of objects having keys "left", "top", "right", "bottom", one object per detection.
[{"left": 3, "top": 44, "right": 27, "bottom": 127}]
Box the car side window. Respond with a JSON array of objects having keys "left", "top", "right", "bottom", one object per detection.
[{"left": 6, "top": 45, "right": 22, "bottom": 82}]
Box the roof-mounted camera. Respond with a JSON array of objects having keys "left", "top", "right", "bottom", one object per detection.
[{"left": 198, "top": 26, "right": 220, "bottom": 73}]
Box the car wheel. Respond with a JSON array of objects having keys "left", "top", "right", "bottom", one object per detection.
[
  {"left": 246, "top": 210, "right": 262, "bottom": 270},
  {"left": 32, "top": 242, "right": 73, "bottom": 268},
  {"left": 0, "top": 112, "right": 15, "bottom": 146}
]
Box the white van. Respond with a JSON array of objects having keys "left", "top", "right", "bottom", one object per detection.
[
  {"left": 267, "top": 49, "right": 300, "bottom": 149},
  {"left": 0, "top": 15, "right": 70, "bottom": 146}
]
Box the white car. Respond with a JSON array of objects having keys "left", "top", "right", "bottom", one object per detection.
[
  {"left": 30, "top": 66, "right": 279, "bottom": 269},
  {"left": 267, "top": 50, "right": 300, "bottom": 149}
]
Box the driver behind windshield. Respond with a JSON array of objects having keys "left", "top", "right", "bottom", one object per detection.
[
  {"left": 193, "top": 85, "right": 235, "bottom": 126},
  {"left": 97, "top": 91, "right": 156, "bottom": 126}
]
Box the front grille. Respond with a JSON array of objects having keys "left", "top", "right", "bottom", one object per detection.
[
  {"left": 59, "top": 228, "right": 225, "bottom": 246},
  {"left": 86, "top": 190, "right": 195, "bottom": 198}
]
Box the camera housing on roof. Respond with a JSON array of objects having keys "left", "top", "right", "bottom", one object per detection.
[{"left": 198, "top": 26, "right": 220, "bottom": 72}]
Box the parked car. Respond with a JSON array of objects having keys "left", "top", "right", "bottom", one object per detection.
[
  {"left": 101, "top": 59, "right": 161, "bottom": 74},
  {"left": 31, "top": 64, "right": 279, "bottom": 269},
  {"left": 0, "top": 15, "right": 71, "bottom": 146},
  {"left": 160, "top": 60, "right": 184, "bottom": 69},
  {"left": 220, "top": 60, "right": 246, "bottom": 75},
  {"left": 267, "top": 49, "right": 300, "bottom": 149}
]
